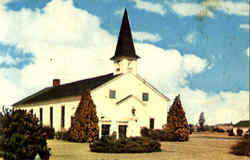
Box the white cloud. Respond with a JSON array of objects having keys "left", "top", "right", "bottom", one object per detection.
[
  {"left": 132, "top": 32, "right": 161, "bottom": 42},
  {"left": 135, "top": 44, "right": 209, "bottom": 90},
  {"left": 203, "top": 1, "right": 249, "bottom": 16},
  {"left": 171, "top": 88, "right": 249, "bottom": 125},
  {"left": 171, "top": 3, "right": 214, "bottom": 17},
  {"left": 114, "top": 8, "right": 124, "bottom": 16},
  {"left": 0, "top": 0, "right": 247, "bottom": 125},
  {"left": 184, "top": 32, "right": 197, "bottom": 44},
  {"left": 240, "top": 24, "right": 250, "bottom": 30},
  {"left": 131, "top": 0, "right": 166, "bottom": 15},
  {"left": 170, "top": 0, "right": 249, "bottom": 17},
  {"left": 0, "top": 54, "right": 21, "bottom": 65},
  {"left": 0, "top": 0, "right": 116, "bottom": 106}
]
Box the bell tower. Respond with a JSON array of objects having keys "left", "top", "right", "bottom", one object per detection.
[{"left": 110, "top": 9, "right": 140, "bottom": 75}]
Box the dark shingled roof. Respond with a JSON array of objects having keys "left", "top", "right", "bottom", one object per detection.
[
  {"left": 234, "top": 120, "right": 250, "bottom": 127},
  {"left": 13, "top": 73, "right": 118, "bottom": 106},
  {"left": 110, "top": 9, "right": 140, "bottom": 60}
]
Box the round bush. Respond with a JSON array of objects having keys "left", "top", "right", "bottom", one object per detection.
[
  {"left": 42, "top": 126, "right": 55, "bottom": 139},
  {"left": 89, "top": 136, "right": 161, "bottom": 153},
  {"left": 0, "top": 109, "right": 50, "bottom": 160},
  {"left": 231, "top": 137, "right": 250, "bottom": 156},
  {"left": 237, "top": 128, "right": 243, "bottom": 136},
  {"left": 228, "top": 129, "right": 235, "bottom": 136}
]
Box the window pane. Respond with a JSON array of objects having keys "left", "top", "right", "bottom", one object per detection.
[
  {"left": 150, "top": 118, "right": 154, "bottom": 129},
  {"left": 142, "top": 93, "right": 149, "bottom": 101},
  {"left": 109, "top": 90, "right": 116, "bottom": 99},
  {"left": 50, "top": 107, "right": 53, "bottom": 128},
  {"left": 61, "top": 106, "right": 65, "bottom": 128},
  {"left": 40, "top": 108, "right": 43, "bottom": 126}
]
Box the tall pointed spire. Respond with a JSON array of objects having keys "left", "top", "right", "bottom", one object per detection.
[{"left": 110, "top": 9, "right": 140, "bottom": 60}]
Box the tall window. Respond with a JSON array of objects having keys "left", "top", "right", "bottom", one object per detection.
[
  {"left": 109, "top": 90, "right": 116, "bottom": 99},
  {"left": 39, "top": 108, "right": 43, "bottom": 126},
  {"left": 150, "top": 118, "right": 154, "bottom": 129},
  {"left": 101, "top": 124, "right": 110, "bottom": 137},
  {"left": 142, "top": 92, "right": 149, "bottom": 101},
  {"left": 50, "top": 107, "right": 53, "bottom": 128},
  {"left": 61, "top": 106, "right": 65, "bottom": 128}
]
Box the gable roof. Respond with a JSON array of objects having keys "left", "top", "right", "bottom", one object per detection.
[
  {"left": 110, "top": 9, "right": 140, "bottom": 60},
  {"left": 234, "top": 120, "right": 250, "bottom": 128},
  {"left": 135, "top": 74, "right": 170, "bottom": 101},
  {"left": 13, "top": 73, "right": 118, "bottom": 106}
]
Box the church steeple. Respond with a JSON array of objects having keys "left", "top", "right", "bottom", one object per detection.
[
  {"left": 111, "top": 9, "right": 140, "bottom": 75},
  {"left": 110, "top": 9, "right": 140, "bottom": 61}
]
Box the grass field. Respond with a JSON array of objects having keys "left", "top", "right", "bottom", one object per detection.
[
  {"left": 0, "top": 133, "right": 249, "bottom": 160},
  {"left": 47, "top": 133, "right": 248, "bottom": 160}
]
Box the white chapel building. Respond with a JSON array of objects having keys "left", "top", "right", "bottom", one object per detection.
[{"left": 13, "top": 9, "right": 169, "bottom": 139}]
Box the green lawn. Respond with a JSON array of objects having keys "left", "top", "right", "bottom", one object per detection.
[
  {"left": 47, "top": 137, "right": 248, "bottom": 160},
  {"left": 0, "top": 135, "right": 248, "bottom": 160}
]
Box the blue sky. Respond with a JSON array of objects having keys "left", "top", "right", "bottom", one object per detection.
[{"left": 0, "top": 0, "right": 249, "bottom": 125}]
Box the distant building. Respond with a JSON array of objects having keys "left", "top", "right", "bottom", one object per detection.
[
  {"left": 12, "top": 9, "right": 169, "bottom": 139},
  {"left": 233, "top": 120, "right": 250, "bottom": 135},
  {"left": 215, "top": 123, "right": 233, "bottom": 131}
]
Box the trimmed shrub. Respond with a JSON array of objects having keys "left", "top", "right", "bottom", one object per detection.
[
  {"left": 244, "top": 128, "right": 250, "bottom": 139},
  {"left": 231, "top": 137, "right": 250, "bottom": 156},
  {"left": 90, "top": 136, "right": 161, "bottom": 153},
  {"left": 237, "top": 128, "right": 243, "bottom": 136},
  {"left": 42, "top": 126, "right": 55, "bottom": 139},
  {"left": 0, "top": 109, "right": 50, "bottom": 160},
  {"left": 55, "top": 130, "right": 70, "bottom": 140},
  {"left": 67, "top": 89, "right": 99, "bottom": 142},
  {"left": 228, "top": 129, "right": 235, "bottom": 136},
  {"left": 213, "top": 128, "right": 225, "bottom": 133},
  {"left": 141, "top": 127, "right": 168, "bottom": 141},
  {"left": 164, "top": 95, "right": 189, "bottom": 141},
  {"left": 189, "top": 124, "right": 194, "bottom": 134}
]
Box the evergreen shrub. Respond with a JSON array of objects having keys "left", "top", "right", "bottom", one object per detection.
[
  {"left": 228, "top": 129, "right": 235, "bottom": 136},
  {"left": 140, "top": 127, "right": 168, "bottom": 141},
  {"left": 90, "top": 136, "right": 161, "bottom": 153},
  {"left": 164, "top": 95, "right": 189, "bottom": 141},
  {"left": 0, "top": 109, "right": 50, "bottom": 160},
  {"left": 42, "top": 126, "right": 55, "bottom": 139},
  {"left": 231, "top": 137, "right": 250, "bottom": 156},
  {"left": 67, "top": 89, "right": 99, "bottom": 143},
  {"left": 55, "top": 130, "right": 70, "bottom": 140},
  {"left": 237, "top": 128, "right": 243, "bottom": 136}
]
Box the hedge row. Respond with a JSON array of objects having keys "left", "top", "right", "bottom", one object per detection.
[
  {"left": 89, "top": 136, "right": 161, "bottom": 153},
  {"left": 141, "top": 127, "right": 169, "bottom": 141}
]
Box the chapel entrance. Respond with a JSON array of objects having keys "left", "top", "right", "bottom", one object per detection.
[
  {"left": 101, "top": 124, "right": 110, "bottom": 137},
  {"left": 119, "top": 125, "right": 127, "bottom": 138}
]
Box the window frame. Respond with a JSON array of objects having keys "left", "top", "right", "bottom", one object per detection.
[
  {"left": 150, "top": 118, "right": 154, "bottom": 129},
  {"left": 142, "top": 92, "right": 149, "bottom": 101},
  {"left": 61, "top": 106, "right": 65, "bottom": 128},
  {"left": 50, "top": 107, "right": 53, "bottom": 128},
  {"left": 39, "top": 108, "right": 43, "bottom": 126},
  {"left": 109, "top": 90, "right": 116, "bottom": 99}
]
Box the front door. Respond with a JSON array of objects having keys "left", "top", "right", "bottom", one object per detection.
[
  {"left": 119, "top": 125, "right": 127, "bottom": 138},
  {"left": 101, "top": 124, "right": 110, "bottom": 137}
]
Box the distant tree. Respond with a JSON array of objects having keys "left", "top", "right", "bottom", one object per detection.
[
  {"left": 164, "top": 95, "right": 189, "bottom": 141},
  {"left": 199, "top": 112, "right": 205, "bottom": 131},
  {"left": 67, "top": 89, "right": 99, "bottom": 142}
]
